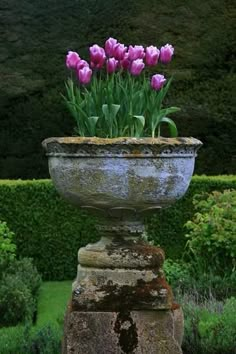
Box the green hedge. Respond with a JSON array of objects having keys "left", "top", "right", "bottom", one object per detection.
[{"left": 0, "top": 176, "right": 235, "bottom": 280}]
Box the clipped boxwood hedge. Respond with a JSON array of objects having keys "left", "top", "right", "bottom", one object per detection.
[{"left": 0, "top": 176, "right": 235, "bottom": 280}]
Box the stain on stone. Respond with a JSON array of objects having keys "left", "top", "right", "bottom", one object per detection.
[
  {"left": 172, "top": 302, "right": 180, "bottom": 310},
  {"left": 71, "top": 273, "right": 173, "bottom": 312},
  {"left": 106, "top": 237, "right": 165, "bottom": 269},
  {"left": 114, "top": 311, "right": 138, "bottom": 353}
]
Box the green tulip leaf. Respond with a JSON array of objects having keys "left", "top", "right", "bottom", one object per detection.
[{"left": 159, "top": 117, "right": 178, "bottom": 137}]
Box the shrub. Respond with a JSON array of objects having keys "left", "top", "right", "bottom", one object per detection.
[
  {"left": 185, "top": 189, "right": 236, "bottom": 275},
  {"left": 0, "top": 220, "right": 16, "bottom": 271},
  {"left": 6, "top": 258, "right": 42, "bottom": 299},
  {"left": 182, "top": 296, "right": 236, "bottom": 354},
  {"left": 0, "top": 325, "right": 26, "bottom": 354},
  {"left": 0, "top": 273, "right": 35, "bottom": 327},
  {"left": 164, "top": 258, "right": 236, "bottom": 300},
  {"left": 147, "top": 176, "right": 236, "bottom": 259},
  {"left": 0, "top": 257, "right": 41, "bottom": 327},
  {"left": 163, "top": 259, "right": 191, "bottom": 289},
  {"left": 22, "top": 325, "right": 62, "bottom": 354},
  {"left": 0, "top": 324, "right": 62, "bottom": 354}
]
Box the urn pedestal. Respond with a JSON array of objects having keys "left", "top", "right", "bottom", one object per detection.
[{"left": 43, "top": 137, "right": 202, "bottom": 354}]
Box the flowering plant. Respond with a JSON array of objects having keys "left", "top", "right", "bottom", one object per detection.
[{"left": 64, "top": 38, "right": 180, "bottom": 138}]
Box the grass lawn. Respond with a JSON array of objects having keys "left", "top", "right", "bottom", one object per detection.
[{"left": 36, "top": 281, "right": 72, "bottom": 326}]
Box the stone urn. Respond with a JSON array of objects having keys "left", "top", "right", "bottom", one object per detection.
[{"left": 42, "top": 136, "right": 202, "bottom": 354}]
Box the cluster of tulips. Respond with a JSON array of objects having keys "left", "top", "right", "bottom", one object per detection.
[{"left": 66, "top": 37, "right": 174, "bottom": 91}]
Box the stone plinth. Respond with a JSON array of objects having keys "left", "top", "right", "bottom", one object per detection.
[
  {"left": 63, "top": 236, "right": 184, "bottom": 354},
  {"left": 63, "top": 308, "right": 183, "bottom": 354}
]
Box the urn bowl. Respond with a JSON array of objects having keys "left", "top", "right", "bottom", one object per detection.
[{"left": 42, "top": 137, "right": 202, "bottom": 219}]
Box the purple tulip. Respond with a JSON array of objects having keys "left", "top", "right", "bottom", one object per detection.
[
  {"left": 160, "top": 44, "right": 174, "bottom": 64},
  {"left": 145, "top": 46, "right": 160, "bottom": 66},
  {"left": 151, "top": 74, "right": 166, "bottom": 90},
  {"left": 90, "top": 44, "right": 106, "bottom": 69},
  {"left": 130, "top": 59, "right": 145, "bottom": 76},
  {"left": 120, "top": 53, "right": 130, "bottom": 70},
  {"left": 76, "top": 60, "right": 89, "bottom": 71},
  {"left": 105, "top": 37, "right": 118, "bottom": 57},
  {"left": 106, "top": 58, "right": 118, "bottom": 74},
  {"left": 66, "top": 51, "right": 80, "bottom": 69},
  {"left": 78, "top": 66, "right": 92, "bottom": 85},
  {"left": 128, "top": 45, "right": 145, "bottom": 61},
  {"left": 113, "top": 43, "right": 127, "bottom": 60}
]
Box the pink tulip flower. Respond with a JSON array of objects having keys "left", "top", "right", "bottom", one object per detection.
[
  {"left": 130, "top": 59, "right": 145, "bottom": 76},
  {"left": 160, "top": 44, "right": 174, "bottom": 64},
  {"left": 145, "top": 46, "right": 160, "bottom": 66},
  {"left": 106, "top": 58, "right": 118, "bottom": 74},
  {"left": 78, "top": 66, "right": 92, "bottom": 85},
  {"left": 90, "top": 44, "right": 106, "bottom": 69},
  {"left": 76, "top": 60, "right": 89, "bottom": 71},
  {"left": 151, "top": 74, "right": 166, "bottom": 90},
  {"left": 105, "top": 37, "right": 118, "bottom": 57},
  {"left": 113, "top": 43, "right": 127, "bottom": 60},
  {"left": 120, "top": 53, "right": 130, "bottom": 70},
  {"left": 128, "top": 45, "right": 145, "bottom": 61},
  {"left": 66, "top": 51, "right": 80, "bottom": 69}
]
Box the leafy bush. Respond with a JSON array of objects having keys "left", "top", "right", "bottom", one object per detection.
[
  {"left": 182, "top": 296, "right": 236, "bottom": 354},
  {"left": 0, "top": 273, "right": 34, "bottom": 327},
  {"left": 163, "top": 259, "right": 191, "bottom": 288},
  {"left": 185, "top": 189, "right": 236, "bottom": 275},
  {"left": 22, "top": 325, "right": 62, "bottom": 354},
  {"left": 6, "top": 258, "right": 42, "bottom": 299},
  {"left": 0, "top": 325, "right": 26, "bottom": 354},
  {"left": 0, "top": 220, "right": 16, "bottom": 271},
  {"left": 164, "top": 258, "right": 236, "bottom": 300},
  {"left": 0, "top": 257, "right": 41, "bottom": 327},
  {"left": 147, "top": 176, "right": 236, "bottom": 259},
  {"left": 0, "top": 221, "right": 41, "bottom": 327},
  {"left": 0, "top": 324, "right": 61, "bottom": 354}
]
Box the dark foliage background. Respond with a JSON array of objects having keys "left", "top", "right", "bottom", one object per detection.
[{"left": 0, "top": 0, "right": 235, "bottom": 178}]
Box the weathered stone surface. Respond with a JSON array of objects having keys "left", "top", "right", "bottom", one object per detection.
[
  {"left": 42, "top": 137, "right": 202, "bottom": 216},
  {"left": 63, "top": 308, "right": 183, "bottom": 354},
  {"left": 78, "top": 236, "right": 165, "bottom": 269},
  {"left": 72, "top": 265, "right": 172, "bottom": 311}
]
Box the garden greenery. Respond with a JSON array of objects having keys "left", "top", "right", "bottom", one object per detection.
[
  {"left": 0, "top": 176, "right": 235, "bottom": 279},
  {"left": 64, "top": 39, "right": 179, "bottom": 138},
  {"left": 185, "top": 189, "right": 236, "bottom": 275},
  {"left": 0, "top": 221, "right": 41, "bottom": 327}
]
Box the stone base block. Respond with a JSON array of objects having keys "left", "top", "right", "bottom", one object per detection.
[{"left": 63, "top": 307, "right": 183, "bottom": 354}]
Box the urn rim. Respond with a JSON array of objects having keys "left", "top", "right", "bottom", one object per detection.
[
  {"left": 43, "top": 136, "right": 202, "bottom": 148},
  {"left": 42, "top": 136, "right": 202, "bottom": 158}
]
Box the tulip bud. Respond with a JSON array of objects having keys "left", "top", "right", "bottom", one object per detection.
[
  {"left": 151, "top": 74, "right": 166, "bottom": 90},
  {"left": 120, "top": 53, "right": 130, "bottom": 70},
  {"left": 130, "top": 59, "right": 145, "bottom": 76},
  {"left": 90, "top": 44, "right": 106, "bottom": 69},
  {"left": 145, "top": 46, "right": 160, "bottom": 66},
  {"left": 128, "top": 45, "right": 145, "bottom": 61},
  {"left": 106, "top": 58, "right": 118, "bottom": 74},
  {"left": 76, "top": 60, "right": 89, "bottom": 71},
  {"left": 113, "top": 43, "right": 127, "bottom": 60},
  {"left": 160, "top": 44, "right": 174, "bottom": 64},
  {"left": 78, "top": 66, "right": 92, "bottom": 85},
  {"left": 105, "top": 37, "right": 118, "bottom": 57},
  {"left": 66, "top": 51, "right": 80, "bottom": 69}
]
